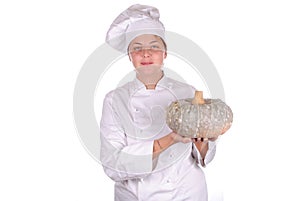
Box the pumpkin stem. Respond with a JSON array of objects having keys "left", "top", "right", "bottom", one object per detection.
[{"left": 192, "top": 91, "right": 205, "bottom": 105}]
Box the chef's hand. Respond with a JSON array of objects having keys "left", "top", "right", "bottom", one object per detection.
[
  {"left": 169, "top": 132, "right": 192, "bottom": 144},
  {"left": 192, "top": 137, "right": 218, "bottom": 143},
  {"left": 192, "top": 137, "right": 214, "bottom": 160},
  {"left": 153, "top": 132, "right": 191, "bottom": 157}
]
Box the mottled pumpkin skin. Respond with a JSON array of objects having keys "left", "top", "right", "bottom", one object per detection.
[{"left": 166, "top": 98, "right": 233, "bottom": 138}]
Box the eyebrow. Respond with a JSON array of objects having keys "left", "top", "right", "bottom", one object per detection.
[
  {"left": 149, "top": 40, "right": 160, "bottom": 44},
  {"left": 132, "top": 40, "right": 160, "bottom": 46}
]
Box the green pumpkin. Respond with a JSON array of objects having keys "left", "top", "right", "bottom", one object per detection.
[{"left": 166, "top": 91, "right": 233, "bottom": 138}]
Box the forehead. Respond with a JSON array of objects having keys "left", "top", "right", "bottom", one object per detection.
[{"left": 129, "top": 34, "right": 163, "bottom": 45}]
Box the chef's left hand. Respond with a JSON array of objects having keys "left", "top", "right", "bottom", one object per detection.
[{"left": 192, "top": 137, "right": 218, "bottom": 143}]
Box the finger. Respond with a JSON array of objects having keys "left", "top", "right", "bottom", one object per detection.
[
  {"left": 192, "top": 138, "right": 202, "bottom": 143},
  {"left": 182, "top": 137, "right": 192, "bottom": 143}
]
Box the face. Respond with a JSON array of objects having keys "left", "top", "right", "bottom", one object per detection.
[{"left": 128, "top": 34, "right": 167, "bottom": 68}]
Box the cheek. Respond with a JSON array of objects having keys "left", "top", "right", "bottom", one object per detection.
[
  {"left": 154, "top": 55, "right": 165, "bottom": 63},
  {"left": 130, "top": 55, "right": 141, "bottom": 67}
]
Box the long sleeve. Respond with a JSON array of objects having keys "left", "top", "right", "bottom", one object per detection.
[
  {"left": 99, "top": 77, "right": 213, "bottom": 200},
  {"left": 100, "top": 92, "right": 154, "bottom": 182}
]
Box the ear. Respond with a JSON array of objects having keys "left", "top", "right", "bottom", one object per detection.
[
  {"left": 163, "top": 51, "right": 167, "bottom": 59},
  {"left": 128, "top": 54, "right": 132, "bottom": 61}
]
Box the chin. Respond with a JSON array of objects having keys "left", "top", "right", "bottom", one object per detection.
[{"left": 137, "top": 65, "right": 161, "bottom": 73}]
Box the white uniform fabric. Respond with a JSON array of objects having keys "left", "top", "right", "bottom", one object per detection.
[{"left": 100, "top": 75, "right": 216, "bottom": 201}]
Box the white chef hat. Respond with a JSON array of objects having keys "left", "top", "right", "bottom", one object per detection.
[{"left": 105, "top": 4, "right": 165, "bottom": 53}]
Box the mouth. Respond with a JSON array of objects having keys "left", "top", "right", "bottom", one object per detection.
[{"left": 140, "top": 62, "right": 154, "bottom": 66}]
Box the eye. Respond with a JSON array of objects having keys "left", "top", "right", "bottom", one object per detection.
[
  {"left": 150, "top": 45, "right": 161, "bottom": 50},
  {"left": 133, "top": 46, "right": 142, "bottom": 52}
]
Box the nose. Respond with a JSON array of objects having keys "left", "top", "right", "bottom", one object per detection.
[{"left": 142, "top": 48, "right": 151, "bottom": 57}]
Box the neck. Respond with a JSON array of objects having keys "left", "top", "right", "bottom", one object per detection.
[
  {"left": 137, "top": 70, "right": 164, "bottom": 90},
  {"left": 145, "top": 84, "right": 157, "bottom": 89}
]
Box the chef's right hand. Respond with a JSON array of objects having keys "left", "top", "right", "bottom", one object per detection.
[{"left": 170, "top": 132, "right": 192, "bottom": 144}]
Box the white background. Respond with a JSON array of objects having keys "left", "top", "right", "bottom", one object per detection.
[{"left": 1, "top": 0, "right": 300, "bottom": 201}]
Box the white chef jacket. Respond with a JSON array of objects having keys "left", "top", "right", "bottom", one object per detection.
[{"left": 100, "top": 75, "right": 216, "bottom": 201}]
